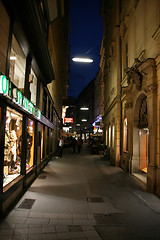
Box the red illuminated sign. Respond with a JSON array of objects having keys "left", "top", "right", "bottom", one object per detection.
[{"left": 64, "top": 118, "right": 73, "bottom": 123}]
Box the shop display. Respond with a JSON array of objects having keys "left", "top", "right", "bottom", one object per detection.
[
  {"left": 26, "top": 119, "right": 34, "bottom": 170},
  {"left": 3, "top": 107, "right": 22, "bottom": 187}
]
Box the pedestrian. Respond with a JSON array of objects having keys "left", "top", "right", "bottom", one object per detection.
[
  {"left": 58, "top": 137, "right": 64, "bottom": 158},
  {"left": 72, "top": 137, "right": 77, "bottom": 153},
  {"left": 77, "top": 138, "right": 82, "bottom": 154}
]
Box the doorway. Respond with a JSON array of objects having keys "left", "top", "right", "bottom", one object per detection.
[{"left": 139, "top": 128, "right": 149, "bottom": 173}]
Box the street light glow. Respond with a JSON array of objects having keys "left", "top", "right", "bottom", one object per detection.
[
  {"left": 80, "top": 107, "right": 89, "bottom": 110},
  {"left": 72, "top": 57, "right": 93, "bottom": 63},
  {"left": 82, "top": 119, "right": 87, "bottom": 122}
]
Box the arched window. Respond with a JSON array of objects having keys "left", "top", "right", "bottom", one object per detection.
[{"left": 139, "top": 96, "right": 148, "bottom": 129}]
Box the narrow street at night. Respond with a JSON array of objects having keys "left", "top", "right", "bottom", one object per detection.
[{"left": 0, "top": 143, "right": 160, "bottom": 240}]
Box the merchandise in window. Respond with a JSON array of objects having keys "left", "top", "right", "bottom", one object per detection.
[
  {"left": 26, "top": 119, "right": 35, "bottom": 170},
  {"left": 3, "top": 107, "right": 22, "bottom": 187}
]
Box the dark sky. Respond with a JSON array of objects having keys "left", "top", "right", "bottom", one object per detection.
[{"left": 68, "top": 0, "right": 103, "bottom": 98}]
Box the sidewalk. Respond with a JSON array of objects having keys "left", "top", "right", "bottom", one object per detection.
[{"left": 0, "top": 143, "right": 160, "bottom": 240}]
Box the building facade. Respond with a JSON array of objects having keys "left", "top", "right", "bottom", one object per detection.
[
  {"left": 101, "top": 0, "right": 160, "bottom": 196},
  {"left": 0, "top": 0, "right": 70, "bottom": 214}
]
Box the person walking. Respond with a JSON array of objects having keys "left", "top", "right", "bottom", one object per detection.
[
  {"left": 58, "top": 137, "right": 64, "bottom": 158},
  {"left": 77, "top": 138, "right": 82, "bottom": 154},
  {"left": 72, "top": 137, "right": 77, "bottom": 153}
]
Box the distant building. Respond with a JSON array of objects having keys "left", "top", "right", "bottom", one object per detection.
[{"left": 76, "top": 79, "right": 95, "bottom": 140}]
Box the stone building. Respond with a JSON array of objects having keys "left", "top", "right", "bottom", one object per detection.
[{"left": 101, "top": 0, "right": 160, "bottom": 196}]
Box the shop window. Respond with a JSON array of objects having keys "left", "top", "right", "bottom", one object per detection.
[
  {"left": 9, "top": 35, "right": 26, "bottom": 91},
  {"left": 106, "top": 129, "right": 108, "bottom": 145},
  {"left": 41, "top": 125, "right": 44, "bottom": 160},
  {"left": 26, "top": 118, "right": 35, "bottom": 170},
  {"left": 3, "top": 107, "right": 22, "bottom": 187},
  {"left": 30, "top": 69, "right": 37, "bottom": 106},
  {"left": 112, "top": 125, "right": 115, "bottom": 148},
  {"left": 108, "top": 126, "right": 111, "bottom": 147},
  {"left": 123, "top": 118, "right": 128, "bottom": 152}
]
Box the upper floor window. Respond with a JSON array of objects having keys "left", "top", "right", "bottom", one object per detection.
[
  {"left": 42, "top": 89, "right": 47, "bottom": 115},
  {"left": 30, "top": 69, "right": 37, "bottom": 106},
  {"left": 9, "top": 35, "right": 26, "bottom": 92},
  {"left": 126, "top": 43, "right": 128, "bottom": 68}
]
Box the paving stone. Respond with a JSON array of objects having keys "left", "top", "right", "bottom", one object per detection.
[
  {"left": 14, "top": 228, "right": 28, "bottom": 235},
  {"left": 0, "top": 228, "right": 14, "bottom": 235},
  {"left": 43, "top": 213, "right": 58, "bottom": 218},
  {"left": 58, "top": 213, "right": 72, "bottom": 219},
  {"left": 28, "top": 227, "right": 42, "bottom": 234},
  {"left": 4, "top": 216, "right": 27, "bottom": 224},
  {"left": 73, "top": 219, "right": 96, "bottom": 226},
  {"left": 28, "top": 224, "right": 42, "bottom": 228},
  {"left": 0, "top": 223, "right": 16, "bottom": 229},
  {"left": 71, "top": 231, "right": 85, "bottom": 238},
  {"left": 42, "top": 233, "right": 57, "bottom": 239},
  {"left": 42, "top": 225, "right": 56, "bottom": 233},
  {"left": 15, "top": 223, "right": 28, "bottom": 229},
  {"left": 12, "top": 235, "right": 28, "bottom": 240},
  {"left": 81, "top": 225, "right": 95, "bottom": 231},
  {"left": 73, "top": 214, "right": 88, "bottom": 219},
  {"left": 68, "top": 225, "right": 83, "bottom": 232},
  {"left": 49, "top": 219, "right": 72, "bottom": 225},
  {"left": 55, "top": 225, "right": 69, "bottom": 233},
  {"left": 57, "top": 232, "right": 72, "bottom": 239},
  {"left": 28, "top": 234, "right": 42, "bottom": 240},
  {"left": 84, "top": 230, "right": 99, "bottom": 237},
  {"left": 0, "top": 237, "right": 12, "bottom": 240},
  {"left": 26, "top": 218, "right": 49, "bottom": 225},
  {"left": 29, "top": 212, "right": 44, "bottom": 218}
]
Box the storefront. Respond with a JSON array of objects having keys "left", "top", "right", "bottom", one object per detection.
[{"left": 0, "top": 74, "right": 54, "bottom": 214}]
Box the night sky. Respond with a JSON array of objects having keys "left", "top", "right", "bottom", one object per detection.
[{"left": 68, "top": 0, "right": 103, "bottom": 98}]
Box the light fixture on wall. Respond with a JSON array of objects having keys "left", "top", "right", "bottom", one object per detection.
[
  {"left": 10, "top": 56, "right": 16, "bottom": 60},
  {"left": 80, "top": 107, "right": 89, "bottom": 110}
]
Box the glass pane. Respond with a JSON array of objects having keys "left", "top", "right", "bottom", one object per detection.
[
  {"left": 9, "top": 35, "right": 26, "bottom": 91},
  {"left": 30, "top": 69, "right": 37, "bottom": 105},
  {"left": 41, "top": 125, "right": 44, "bottom": 160},
  {"left": 3, "top": 107, "right": 23, "bottom": 187},
  {"left": 26, "top": 119, "right": 35, "bottom": 170}
]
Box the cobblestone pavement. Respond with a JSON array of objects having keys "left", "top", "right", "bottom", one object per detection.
[{"left": 1, "top": 144, "right": 160, "bottom": 239}]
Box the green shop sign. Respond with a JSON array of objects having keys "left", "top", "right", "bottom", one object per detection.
[{"left": 0, "top": 74, "right": 41, "bottom": 119}]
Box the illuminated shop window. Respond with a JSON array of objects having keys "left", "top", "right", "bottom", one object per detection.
[
  {"left": 112, "top": 125, "right": 115, "bottom": 148},
  {"left": 26, "top": 118, "right": 35, "bottom": 170},
  {"left": 106, "top": 129, "right": 108, "bottom": 145},
  {"left": 123, "top": 118, "right": 128, "bottom": 152},
  {"left": 109, "top": 126, "right": 111, "bottom": 147},
  {"left": 41, "top": 125, "right": 44, "bottom": 160},
  {"left": 9, "top": 35, "right": 26, "bottom": 91},
  {"left": 3, "top": 107, "right": 22, "bottom": 187}
]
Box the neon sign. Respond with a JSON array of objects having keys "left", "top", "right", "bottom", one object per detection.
[{"left": 0, "top": 74, "right": 41, "bottom": 119}]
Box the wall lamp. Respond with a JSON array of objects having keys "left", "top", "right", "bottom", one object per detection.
[{"left": 80, "top": 107, "right": 89, "bottom": 110}]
